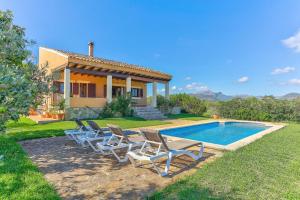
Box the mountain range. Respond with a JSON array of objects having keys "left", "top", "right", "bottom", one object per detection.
[{"left": 190, "top": 91, "right": 300, "bottom": 101}]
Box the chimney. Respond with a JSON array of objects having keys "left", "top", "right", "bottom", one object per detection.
[{"left": 88, "top": 41, "right": 94, "bottom": 57}]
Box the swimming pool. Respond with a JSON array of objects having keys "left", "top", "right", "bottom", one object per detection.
[{"left": 160, "top": 121, "right": 271, "bottom": 146}]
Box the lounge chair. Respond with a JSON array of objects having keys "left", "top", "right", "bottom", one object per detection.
[
  {"left": 126, "top": 128, "right": 204, "bottom": 176},
  {"left": 77, "top": 120, "right": 112, "bottom": 150},
  {"left": 64, "top": 119, "right": 91, "bottom": 143},
  {"left": 95, "top": 124, "right": 144, "bottom": 162}
]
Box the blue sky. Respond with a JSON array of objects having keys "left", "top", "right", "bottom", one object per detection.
[{"left": 1, "top": 0, "right": 300, "bottom": 96}]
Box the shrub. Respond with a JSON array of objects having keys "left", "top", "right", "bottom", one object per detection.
[
  {"left": 170, "top": 94, "right": 206, "bottom": 115},
  {"left": 112, "top": 95, "right": 133, "bottom": 117},
  {"left": 99, "top": 94, "right": 133, "bottom": 118},
  {"left": 100, "top": 103, "right": 114, "bottom": 118},
  {"left": 157, "top": 95, "right": 172, "bottom": 108},
  {"left": 219, "top": 96, "right": 300, "bottom": 122},
  {"left": 203, "top": 101, "right": 221, "bottom": 117}
]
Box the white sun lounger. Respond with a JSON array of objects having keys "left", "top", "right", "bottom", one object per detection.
[
  {"left": 95, "top": 124, "right": 144, "bottom": 162},
  {"left": 64, "top": 119, "right": 92, "bottom": 143},
  {"left": 77, "top": 120, "right": 111, "bottom": 150},
  {"left": 126, "top": 128, "right": 204, "bottom": 176},
  {"left": 64, "top": 119, "right": 110, "bottom": 148}
]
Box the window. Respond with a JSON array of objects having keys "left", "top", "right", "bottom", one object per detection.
[
  {"left": 88, "top": 83, "right": 96, "bottom": 98},
  {"left": 73, "top": 83, "right": 79, "bottom": 95},
  {"left": 112, "top": 86, "right": 125, "bottom": 97},
  {"left": 131, "top": 88, "right": 143, "bottom": 98},
  {"left": 80, "top": 83, "right": 87, "bottom": 97}
]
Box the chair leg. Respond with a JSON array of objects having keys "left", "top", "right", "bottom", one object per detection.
[
  {"left": 128, "top": 155, "right": 138, "bottom": 167},
  {"left": 161, "top": 152, "right": 173, "bottom": 176},
  {"left": 87, "top": 140, "right": 99, "bottom": 152},
  {"left": 111, "top": 148, "right": 128, "bottom": 163}
]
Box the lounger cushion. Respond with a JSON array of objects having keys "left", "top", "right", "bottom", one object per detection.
[{"left": 166, "top": 139, "right": 201, "bottom": 150}]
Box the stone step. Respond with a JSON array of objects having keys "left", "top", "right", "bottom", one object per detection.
[{"left": 133, "top": 106, "right": 166, "bottom": 120}]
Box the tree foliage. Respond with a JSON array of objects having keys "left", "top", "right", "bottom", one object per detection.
[
  {"left": 0, "top": 10, "right": 52, "bottom": 131},
  {"left": 169, "top": 93, "right": 207, "bottom": 115},
  {"left": 219, "top": 96, "right": 300, "bottom": 122}
]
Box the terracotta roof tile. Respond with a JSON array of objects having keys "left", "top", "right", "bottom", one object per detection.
[{"left": 46, "top": 48, "right": 172, "bottom": 80}]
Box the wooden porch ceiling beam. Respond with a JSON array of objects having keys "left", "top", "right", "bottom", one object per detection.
[{"left": 68, "top": 67, "right": 167, "bottom": 83}]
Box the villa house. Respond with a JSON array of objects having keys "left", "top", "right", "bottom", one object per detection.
[{"left": 39, "top": 42, "right": 172, "bottom": 119}]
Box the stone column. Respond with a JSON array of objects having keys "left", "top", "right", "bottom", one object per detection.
[
  {"left": 64, "top": 67, "right": 70, "bottom": 107},
  {"left": 165, "top": 82, "right": 170, "bottom": 99},
  {"left": 107, "top": 75, "right": 112, "bottom": 103},
  {"left": 126, "top": 77, "right": 132, "bottom": 95},
  {"left": 152, "top": 82, "right": 157, "bottom": 107}
]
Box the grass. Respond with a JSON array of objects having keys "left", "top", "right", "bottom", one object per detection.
[
  {"left": 150, "top": 123, "right": 300, "bottom": 199},
  {"left": 2, "top": 117, "right": 300, "bottom": 199},
  {"left": 6, "top": 117, "right": 168, "bottom": 141},
  {"left": 0, "top": 137, "right": 60, "bottom": 200},
  {"left": 0, "top": 117, "right": 169, "bottom": 200},
  {"left": 167, "top": 113, "right": 209, "bottom": 121}
]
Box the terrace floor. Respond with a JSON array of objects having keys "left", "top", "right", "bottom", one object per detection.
[{"left": 20, "top": 135, "right": 222, "bottom": 199}]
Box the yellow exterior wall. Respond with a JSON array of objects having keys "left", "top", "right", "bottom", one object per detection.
[
  {"left": 39, "top": 47, "right": 68, "bottom": 72},
  {"left": 70, "top": 97, "right": 107, "bottom": 107},
  {"left": 55, "top": 72, "right": 147, "bottom": 108}
]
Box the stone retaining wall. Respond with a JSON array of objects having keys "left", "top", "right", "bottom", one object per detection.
[{"left": 65, "top": 107, "right": 102, "bottom": 120}]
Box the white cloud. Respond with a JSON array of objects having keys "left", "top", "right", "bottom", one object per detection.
[
  {"left": 157, "top": 88, "right": 165, "bottom": 94},
  {"left": 238, "top": 76, "right": 249, "bottom": 83},
  {"left": 185, "top": 76, "right": 192, "bottom": 80},
  {"left": 171, "top": 86, "right": 177, "bottom": 90},
  {"left": 282, "top": 30, "right": 300, "bottom": 52},
  {"left": 185, "top": 82, "right": 210, "bottom": 93},
  {"left": 271, "top": 66, "right": 296, "bottom": 75},
  {"left": 288, "top": 78, "right": 300, "bottom": 85}
]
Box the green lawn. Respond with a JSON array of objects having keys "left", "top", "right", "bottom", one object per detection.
[
  {"left": 0, "top": 117, "right": 169, "bottom": 200},
  {"left": 6, "top": 117, "right": 168, "bottom": 141},
  {"left": 167, "top": 113, "right": 209, "bottom": 121},
  {"left": 151, "top": 123, "right": 300, "bottom": 200},
  {"left": 2, "top": 118, "right": 300, "bottom": 200}
]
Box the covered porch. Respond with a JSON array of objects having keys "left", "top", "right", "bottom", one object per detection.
[{"left": 51, "top": 60, "right": 171, "bottom": 110}]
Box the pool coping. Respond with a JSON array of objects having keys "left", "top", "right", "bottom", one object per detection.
[{"left": 152, "top": 119, "right": 285, "bottom": 151}]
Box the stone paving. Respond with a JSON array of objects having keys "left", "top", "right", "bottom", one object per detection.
[{"left": 20, "top": 119, "right": 223, "bottom": 200}]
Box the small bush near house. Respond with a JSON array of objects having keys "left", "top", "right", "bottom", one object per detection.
[{"left": 99, "top": 94, "right": 133, "bottom": 118}]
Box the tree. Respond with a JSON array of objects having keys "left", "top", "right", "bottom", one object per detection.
[{"left": 0, "top": 10, "right": 52, "bottom": 131}]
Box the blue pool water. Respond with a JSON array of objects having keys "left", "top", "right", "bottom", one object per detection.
[{"left": 160, "top": 122, "right": 271, "bottom": 145}]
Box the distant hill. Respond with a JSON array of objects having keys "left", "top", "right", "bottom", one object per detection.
[
  {"left": 190, "top": 91, "right": 233, "bottom": 101},
  {"left": 279, "top": 93, "right": 300, "bottom": 100},
  {"left": 189, "top": 91, "right": 300, "bottom": 101}
]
